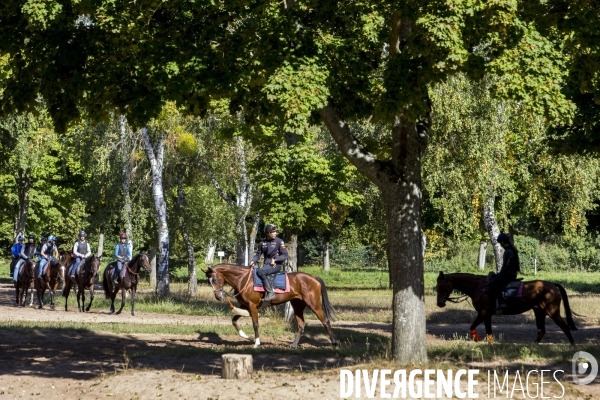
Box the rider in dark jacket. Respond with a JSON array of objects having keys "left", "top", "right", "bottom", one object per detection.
[
  {"left": 249, "top": 224, "right": 289, "bottom": 302},
  {"left": 489, "top": 233, "right": 520, "bottom": 311}
]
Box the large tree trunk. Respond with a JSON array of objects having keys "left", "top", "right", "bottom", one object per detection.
[
  {"left": 142, "top": 127, "right": 170, "bottom": 295},
  {"left": 483, "top": 195, "right": 504, "bottom": 272},
  {"left": 319, "top": 105, "right": 428, "bottom": 363},
  {"left": 15, "top": 170, "right": 31, "bottom": 238},
  {"left": 249, "top": 212, "right": 260, "bottom": 255},
  {"left": 323, "top": 240, "right": 330, "bottom": 271},
  {"left": 120, "top": 115, "right": 134, "bottom": 251},
  {"left": 282, "top": 228, "right": 298, "bottom": 322},
  {"left": 477, "top": 240, "right": 488, "bottom": 270},
  {"left": 97, "top": 232, "right": 105, "bottom": 258},
  {"left": 178, "top": 175, "right": 198, "bottom": 295}
]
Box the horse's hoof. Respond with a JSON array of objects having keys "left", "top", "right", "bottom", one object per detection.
[
  {"left": 108, "top": 310, "right": 114, "bottom": 315},
  {"left": 50, "top": 305, "right": 55, "bottom": 310},
  {"left": 131, "top": 312, "right": 135, "bottom": 316},
  {"left": 116, "top": 311, "right": 121, "bottom": 315},
  {"left": 85, "top": 307, "right": 90, "bottom": 312},
  {"left": 290, "top": 343, "right": 297, "bottom": 349},
  {"left": 37, "top": 305, "right": 42, "bottom": 309}
]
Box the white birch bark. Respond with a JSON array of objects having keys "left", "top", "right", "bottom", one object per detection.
[
  {"left": 477, "top": 240, "right": 488, "bottom": 270},
  {"left": 483, "top": 195, "right": 504, "bottom": 272},
  {"left": 142, "top": 127, "right": 170, "bottom": 295}
]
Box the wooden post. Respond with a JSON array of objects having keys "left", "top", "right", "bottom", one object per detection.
[
  {"left": 149, "top": 248, "right": 157, "bottom": 288},
  {"left": 221, "top": 354, "right": 253, "bottom": 379}
]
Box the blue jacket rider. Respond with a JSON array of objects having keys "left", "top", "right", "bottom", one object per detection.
[
  {"left": 69, "top": 231, "right": 92, "bottom": 279},
  {"left": 250, "top": 224, "right": 289, "bottom": 302},
  {"left": 14, "top": 234, "right": 36, "bottom": 281},
  {"left": 9, "top": 235, "right": 24, "bottom": 278},
  {"left": 113, "top": 232, "right": 132, "bottom": 285}
]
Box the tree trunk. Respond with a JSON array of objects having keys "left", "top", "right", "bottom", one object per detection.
[
  {"left": 15, "top": 170, "right": 31, "bottom": 238},
  {"left": 178, "top": 175, "right": 198, "bottom": 295},
  {"left": 120, "top": 115, "right": 134, "bottom": 251},
  {"left": 97, "top": 232, "right": 104, "bottom": 258},
  {"left": 221, "top": 354, "right": 253, "bottom": 379},
  {"left": 421, "top": 231, "right": 427, "bottom": 260},
  {"left": 483, "top": 195, "right": 504, "bottom": 272},
  {"left": 319, "top": 105, "right": 428, "bottom": 363},
  {"left": 142, "top": 127, "right": 170, "bottom": 295},
  {"left": 282, "top": 228, "right": 298, "bottom": 322},
  {"left": 323, "top": 240, "right": 330, "bottom": 271},
  {"left": 477, "top": 240, "right": 488, "bottom": 270},
  {"left": 249, "top": 212, "right": 260, "bottom": 256}
]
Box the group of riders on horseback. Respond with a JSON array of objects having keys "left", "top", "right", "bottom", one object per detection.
[{"left": 11, "top": 231, "right": 132, "bottom": 283}]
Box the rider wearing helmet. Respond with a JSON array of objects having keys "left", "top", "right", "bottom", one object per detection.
[
  {"left": 14, "top": 234, "right": 36, "bottom": 281},
  {"left": 69, "top": 230, "right": 92, "bottom": 280},
  {"left": 36, "top": 236, "right": 47, "bottom": 260},
  {"left": 10, "top": 235, "right": 25, "bottom": 278},
  {"left": 39, "top": 235, "right": 59, "bottom": 278},
  {"left": 113, "top": 233, "right": 132, "bottom": 286},
  {"left": 249, "top": 224, "right": 288, "bottom": 302},
  {"left": 489, "top": 233, "right": 520, "bottom": 311}
]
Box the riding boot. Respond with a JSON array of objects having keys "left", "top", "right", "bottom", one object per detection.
[{"left": 263, "top": 275, "right": 276, "bottom": 302}]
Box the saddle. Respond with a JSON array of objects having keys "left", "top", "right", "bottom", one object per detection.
[
  {"left": 485, "top": 272, "right": 524, "bottom": 298},
  {"left": 252, "top": 267, "right": 290, "bottom": 293}
]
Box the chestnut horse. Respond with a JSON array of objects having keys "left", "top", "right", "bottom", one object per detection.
[
  {"left": 102, "top": 252, "right": 151, "bottom": 316},
  {"left": 14, "top": 259, "right": 36, "bottom": 307},
  {"left": 62, "top": 255, "right": 101, "bottom": 312},
  {"left": 436, "top": 272, "right": 576, "bottom": 344},
  {"left": 205, "top": 264, "right": 337, "bottom": 349},
  {"left": 34, "top": 259, "right": 63, "bottom": 309}
]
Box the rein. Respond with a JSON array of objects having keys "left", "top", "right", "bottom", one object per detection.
[
  {"left": 441, "top": 276, "right": 477, "bottom": 304},
  {"left": 209, "top": 267, "right": 253, "bottom": 300}
]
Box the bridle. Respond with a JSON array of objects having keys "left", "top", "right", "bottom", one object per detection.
[
  {"left": 208, "top": 268, "right": 252, "bottom": 301},
  {"left": 438, "top": 276, "right": 470, "bottom": 304},
  {"left": 126, "top": 255, "right": 151, "bottom": 276}
]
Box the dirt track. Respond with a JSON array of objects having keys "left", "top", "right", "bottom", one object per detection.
[{"left": 1, "top": 281, "right": 599, "bottom": 399}]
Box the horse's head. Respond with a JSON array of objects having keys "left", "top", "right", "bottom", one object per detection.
[
  {"left": 138, "top": 252, "right": 152, "bottom": 273},
  {"left": 436, "top": 271, "right": 454, "bottom": 308},
  {"left": 89, "top": 256, "right": 101, "bottom": 276},
  {"left": 205, "top": 267, "right": 225, "bottom": 301}
]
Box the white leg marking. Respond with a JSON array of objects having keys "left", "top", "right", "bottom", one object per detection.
[
  {"left": 238, "top": 330, "right": 249, "bottom": 339},
  {"left": 253, "top": 338, "right": 260, "bottom": 348}
]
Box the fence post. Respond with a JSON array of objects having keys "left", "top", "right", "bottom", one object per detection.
[{"left": 149, "top": 248, "right": 157, "bottom": 288}]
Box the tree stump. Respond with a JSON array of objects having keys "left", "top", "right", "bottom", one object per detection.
[{"left": 221, "top": 354, "right": 253, "bottom": 379}]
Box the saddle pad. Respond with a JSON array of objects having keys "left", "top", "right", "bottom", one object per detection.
[
  {"left": 502, "top": 282, "right": 524, "bottom": 298},
  {"left": 253, "top": 267, "right": 290, "bottom": 293}
]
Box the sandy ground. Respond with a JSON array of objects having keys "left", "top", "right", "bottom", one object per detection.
[{"left": 0, "top": 281, "right": 598, "bottom": 399}]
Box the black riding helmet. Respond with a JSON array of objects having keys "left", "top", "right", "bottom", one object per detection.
[
  {"left": 497, "top": 233, "right": 511, "bottom": 243},
  {"left": 264, "top": 224, "right": 277, "bottom": 234},
  {"left": 28, "top": 234, "right": 35, "bottom": 239}
]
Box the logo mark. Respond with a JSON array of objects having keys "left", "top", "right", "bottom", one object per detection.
[{"left": 572, "top": 351, "right": 598, "bottom": 385}]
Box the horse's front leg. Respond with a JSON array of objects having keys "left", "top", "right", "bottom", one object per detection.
[
  {"left": 85, "top": 286, "right": 94, "bottom": 312},
  {"left": 77, "top": 287, "right": 84, "bottom": 312},
  {"left": 469, "top": 312, "right": 484, "bottom": 342},
  {"left": 130, "top": 288, "right": 136, "bottom": 316},
  {"left": 29, "top": 286, "right": 35, "bottom": 307},
  {"left": 15, "top": 285, "right": 19, "bottom": 306},
  {"left": 36, "top": 287, "right": 44, "bottom": 309},
  {"left": 116, "top": 288, "right": 126, "bottom": 315},
  {"left": 249, "top": 304, "right": 260, "bottom": 348},
  {"left": 232, "top": 315, "right": 249, "bottom": 339},
  {"left": 50, "top": 289, "right": 55, "bottom": 310},
  {"left": 483, "top": 313, "right": 494, "bottom": 344}
]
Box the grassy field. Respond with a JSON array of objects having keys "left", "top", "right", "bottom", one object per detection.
[{"left": 2, "top": 258, "right": 599, "bottom": 322}]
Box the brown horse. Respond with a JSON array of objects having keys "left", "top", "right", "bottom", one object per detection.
[
  {"left": 14, "top": 259, "right": 36, "bottom": 307},
  {"left": 34, "top": 259, "right": 63, "bottom": 309},
  {"left": 205, "top": 264, "right": 337, "bottom": 349},
  {"left": 62, "top": 255, "right": 101, "bottom": 312},
  {"left": 102, "top": 252, "right": 151, "bottom": 316},
  {"left": 436, "top": 272, "right": 576, "bottom": 344}
]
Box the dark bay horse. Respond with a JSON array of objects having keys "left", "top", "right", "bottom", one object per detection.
[
  {"left": 436, "top": 272, "right": 576, "bottom": 344},
  {"left": 14, "top": 259, "right": 36, "bottom": 307},
  {"left": 205, "top": 264, "right": 337, "bottom": 349},
  {"left": 62, "top": 255, "right": 101, "bottom": 312},
  {"left": 35, "top": 259, "right": 63, "bottom": 309},
  {"left": 102, "top": 252, "right": 151, "bottom": 316}
]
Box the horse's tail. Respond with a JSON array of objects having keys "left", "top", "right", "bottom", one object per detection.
[
  {"left": 316, "top": 277, "right": 336, "bottom": 322},
  {"left": 556, "top": 283, "right": 577, "bottom": 331}
]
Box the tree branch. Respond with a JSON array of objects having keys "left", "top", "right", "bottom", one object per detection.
[
  {"left": 200, "top": 160, "right": 236, "bottom": 206},
  {"left": 318, "top": 105, "right": 390, "bottom": 187}
]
